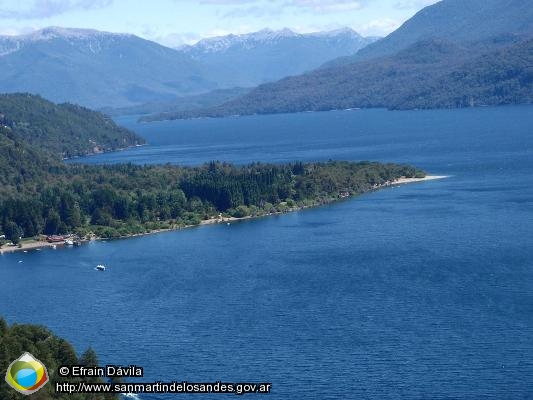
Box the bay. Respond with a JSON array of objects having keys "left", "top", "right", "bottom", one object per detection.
[{"left": 3, "top": 106, "right": 533, "bottom": 399}]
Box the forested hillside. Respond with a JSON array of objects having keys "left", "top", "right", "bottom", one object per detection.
[
  {"left": 0, "top": 94, "right": 144, "bottom": 158},
  {"left": 0, "top": 319, "right": 116, "bottom": 400},
  {"left": 166, "top": 37, "right": 533, "bottom": 118}
]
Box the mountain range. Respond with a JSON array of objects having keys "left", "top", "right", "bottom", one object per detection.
[
  {"left": 166, "top": 0, "right": 533, "bottom": 119},
  {"left": 1, "top": 0, "right": 531, "bottom": 117},
  {"left": 180, "top": 28, "right": 377, "bottom": 88},
  {"left": 0, "top": 27, "right": 215, "bottom": 109},
  {"left": 0, "top": 27, "right": 376, "bottom": 109}
]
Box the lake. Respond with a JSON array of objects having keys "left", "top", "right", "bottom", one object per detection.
[{"left": 3, "top": 106, "right": 533, "bottom": 399}]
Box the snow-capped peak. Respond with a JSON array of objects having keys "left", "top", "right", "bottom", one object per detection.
[
  {"left": 183, "top": 27, "right": 366, "bottom": 54},
  {"left": 20, "top": 27, "right": 133, "bottom": 42},
  {"left": 0, "top": 27, "right": 134, "bottom": 56},
  {"left": 250, "top": 28, "right": 298, "bottom": 41},
  {"left": 189, "top": 28, "right": 299, "bottom": 53}
]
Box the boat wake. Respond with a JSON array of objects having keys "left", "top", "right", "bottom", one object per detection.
[{"left": 121, "top": 393, "right": 141, "bottom": 399}]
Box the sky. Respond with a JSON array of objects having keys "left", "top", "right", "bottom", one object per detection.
[{"left": 0, "top": 0, "right": 440, "bottom": 47}]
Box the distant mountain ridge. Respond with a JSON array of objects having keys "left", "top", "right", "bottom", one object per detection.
[
  {"left": 181, "top": 28, "right": 301, "bottom": 53},
  {"left": 182, "top": 28, "right": 369, "bottom": 53},
  {"left": 0, "top": 27, "right": 216, "bottom": 108},
  {"left": 0, "top": 26, "right": 133, "bottom": 56},
  {"left": 149, "top": 38, "right": 533, "bottom": 119},
  {"left": 178, "top": 28, "right": 378, "bottom": 88},
  {"left": 0, "top": 26, "right": 377, "bottom": 110}
]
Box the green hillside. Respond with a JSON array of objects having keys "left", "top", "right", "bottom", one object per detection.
[
  {"left": 0, "top": 94, "right": 144, "bottom": 158},
  {"left": 0, "top": 125, "right": 60, "bottom": 193},
  {"left": 0, "top": 318, "right": 116, "bottom": 400}
]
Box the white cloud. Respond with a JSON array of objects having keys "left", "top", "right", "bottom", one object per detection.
[
  {"left": 359, "top": 17, "right": 401, "bottom": 36},
  {"left": 0, "top": 25, "right": 38, "bottom": 35},
  {"left": 287, "top": 0, "right": 363, "bottom": 13},
  {"left": 149, "top": 25, "right": 258, "bottom": 47},
  {"left": 394, "top": 0, "right": 440, "bottom": 10},
  {"left": 155, "top": 32, "right": 202, "bottom": 48},
  {"left": 197, "top": 0, "right": 257, "bottom": 3},
  {"left": 0, "top": 0, "right": 113, "bottom": 20},
  {"left": 219, "top": 5, "right": 282, "bottom": 19}
]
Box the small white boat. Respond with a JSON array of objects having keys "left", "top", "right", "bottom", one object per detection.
[
  {"left": 65, "top": 239, "right": 74, "bottom": 246},
  {"left": 96, "top": 264, "right": 106, "bottom": 271}
]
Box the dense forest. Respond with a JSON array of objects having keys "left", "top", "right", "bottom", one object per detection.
[
  {"left": 0, "top": 109, "right": 423, "bottom": 243},
  {"left": 0, "top": 319, "right": 116, "bottom": 400},
  {"left": 0, "top": 94, "right": 144, "bottom": 158},
  {"left": 157, "top": 37, "right": 533, "bottom": 120}
]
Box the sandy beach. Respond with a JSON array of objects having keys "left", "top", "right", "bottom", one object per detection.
[
  {"left": 0, "top": 175, "right": 449, "bottom": 255},
  {"left": 0, "top": 241, "right": 61, "bottom": 255},
  {"left": 389, "top": 175, "right": 449, "bottom": 185}
]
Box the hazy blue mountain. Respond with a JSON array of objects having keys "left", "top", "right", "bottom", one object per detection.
[
  {"left": 163, "top": 0, "right": 533, "bottom": 119},
  {"left": 0, "top": 27, "right": 216, "bottom": 108},
  {"left": 326, "top": 0, "right": 533, "bottom": 67},
  {"left": 164, "top": 36, "right": 533, "bottom": 119},
  {"left": 0, "top": 27, "right": 376, "bottom": 110},
  {"left": 179, "top": 28, "right": 378, "bottom": 87}
]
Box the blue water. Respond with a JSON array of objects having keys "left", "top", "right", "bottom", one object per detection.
[{"left": 3, "top": 107, "right": 533, "bottom": 399}]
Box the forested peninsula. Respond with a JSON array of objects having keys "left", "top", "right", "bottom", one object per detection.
[{"left": 0, "top": 93, "right": 425, "bottom": 248}]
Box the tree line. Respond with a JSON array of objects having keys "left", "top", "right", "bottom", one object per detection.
[{"left": 0, "top": 157, "right": 423, "bottom": 243}]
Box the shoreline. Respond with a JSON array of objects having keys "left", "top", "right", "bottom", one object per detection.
[
  {"left": 0, "top": 240, "right": 60, "bottom": 255},
  {"left": 386, "top": 175, "right": 448, "bottom": 185},
  {"left": 0, "top": 175, "right": 448, "bottom": 255},
  {"left": 63, "top": 143, "right": 147, "bottom": 161}
]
